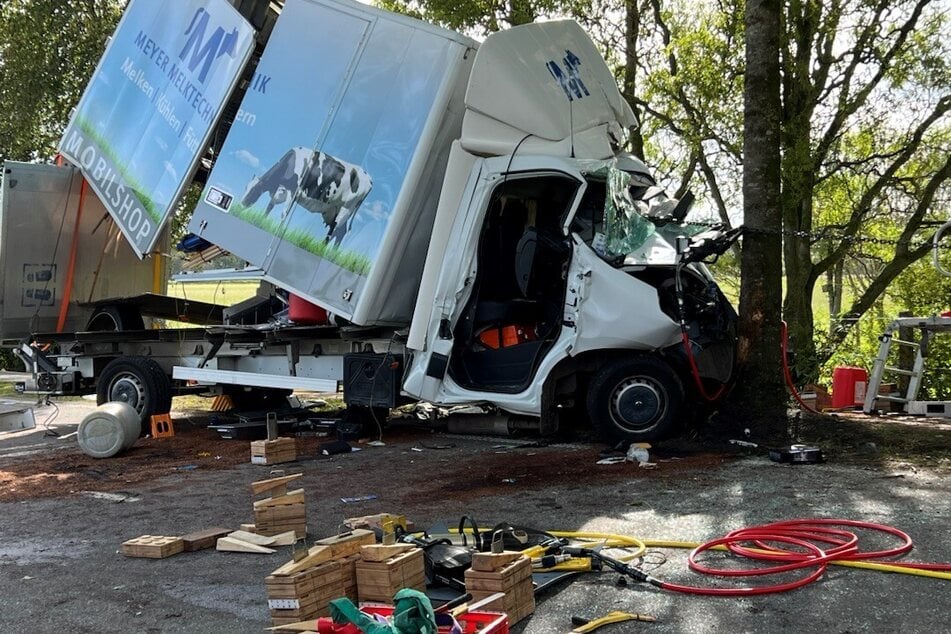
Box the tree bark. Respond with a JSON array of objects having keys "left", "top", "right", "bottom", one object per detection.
[
  {"left": 719, "top": 0, "right": 788, "bottom": 438},
  {"left": 622, "top": 0, "right": 646, "bottom": 159}
]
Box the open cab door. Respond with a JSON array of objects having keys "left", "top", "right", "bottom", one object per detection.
[{"left": 403, "top": 155, "right": 589, "bottom": 407}]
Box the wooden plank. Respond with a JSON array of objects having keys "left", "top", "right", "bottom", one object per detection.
[
  {"left": 180, "top": 527, "right": 231, "bottom": 552},
  {"left": 251, "top": 473, "right": 303, "bottom": 496},
  {"left": 216, "top": 536, "right": 276, "bottom": 554},
  {"left": 360, "top": 544, "right": 414, "bottom": 562}
]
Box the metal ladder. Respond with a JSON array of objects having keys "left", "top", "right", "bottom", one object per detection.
[{"left": 863, "top": 315, "right": 951, "bottom": 414}]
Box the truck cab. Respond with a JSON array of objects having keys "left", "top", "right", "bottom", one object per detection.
[{"left": 404, "top": 154, "right": 737, "bottom": 443}]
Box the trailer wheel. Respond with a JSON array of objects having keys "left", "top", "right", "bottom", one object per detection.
[
  {"left": 586, "top": 356, "right": 684, "bottom": 444},
  {"left": 86, "top": 305, "right": 144, "bottom": 331},
  {"left": 96, "top": 356, "right": 171, "bottom": 436}
]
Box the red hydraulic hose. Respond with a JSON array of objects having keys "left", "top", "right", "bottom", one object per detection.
[
  {"left": 649, "top": 518, "right": 951, "bottom": 597},
  {"left": 681, "top": 331, "right": 726, "bottom": 402}
]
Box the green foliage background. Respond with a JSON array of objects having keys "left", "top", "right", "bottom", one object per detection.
[{"left": 0, "top": 0, "right": 124, "bottom": 163}]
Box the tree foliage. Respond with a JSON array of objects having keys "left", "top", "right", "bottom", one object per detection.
[
  {"left": 583, "top": 0, "right": 950, "bottom": 381},
  {"left": 0, "top": 0, "right": 124, "bottom": 163},
  {"left": 376, "top": 0, "right": 590, "bottom": 35}
]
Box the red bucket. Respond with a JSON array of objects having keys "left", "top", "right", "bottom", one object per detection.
[
  {"left": 831, "top": 366, "right": 868, "bottom": 408},
  {"left": 288, "top": 293, "right": 329, "bottom": 325}
]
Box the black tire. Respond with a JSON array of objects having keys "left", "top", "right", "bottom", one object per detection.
[
  {"left": 96, "top": 356, "right": 171, "bottom": 435},
  {"left": 586, "top": 356, "right": 684, "bottom": 444},
  {"left": 86, "top": 305, "right": 145, "bottom": 332}
]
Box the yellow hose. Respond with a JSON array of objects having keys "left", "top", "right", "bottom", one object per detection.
[
  {"left": 450, "top": 527, "right": 951, "bottom": 581},
  {"left": 642, "top": 539, "right": 951, "bottom": 580}
]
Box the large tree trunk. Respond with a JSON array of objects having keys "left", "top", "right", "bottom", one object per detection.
[
  {"left": 719, "top": 0, "right": 788, "bottom": 438},
  {"left": 623, "top": 0, "right": 646, "bottom": 160}
]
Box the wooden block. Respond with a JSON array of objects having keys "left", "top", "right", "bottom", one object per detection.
[
  {"left": 180, "top": 527, "right": 231, "bottom": 552},
  {"left": 228, "top": 530, "right": 278, "bottom": 546},
  {"left": 240, "top": 523, "right": 258, "bottom": 532},
  {"left": 264, "top": 619, "right": 317, "bottom": 634},
  {"left": 121, "top": 535, "right": 184, "bottom": 559},
  {"left": 271, "top": 545, "right": 331, "bottom": 576},
  {"left": 254, "top": 489, "right": 306, "bottom": 510},
  {"left": 269, "top": 530, "right": 372, "bottom": 577},
  {"left": 343, "top": 513, "right": 408, "bottom": 533},
  {"left": 256, "top": 524, "right": 307, "bottom": 535},
  {"left": 469, "top": 575, "right": 535, "bottom": 625},
  {"left": 314, "top": 529, "right": 376, "bottom": 557},
  {"left": 216, "top": 536, "right": 276, "bottom": 554},
  {"left": 464, "top": 556, "right": 532, "bottom": 586},
  {"left": 266, "top": 620, "right": 321, "bottom": 632},
  {"left": 360, "top": 544, "right": 414, "bottom": 562},
  {"left": 251, "top": 438, "right": 298, "bottom": 465},
  {"left": 471, "top": 551, "right": 525, "bottom": 572},
  {"left": 270, "top": 531, "right": 299, "bottom": 546},
  {"left": 252, "top": 474, "right": 303, "bottom": 495},
  {"left": 355, "top": 548, "right": 425, "bottom": 602},
  {"left": 266, "top": 567, "right": 320, "bottom": 598}
]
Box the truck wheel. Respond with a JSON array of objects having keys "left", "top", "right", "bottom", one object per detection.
[
  {"left": 586, "top": 356, "right": 684, "bottom": 444},
  {"left": 96, "top": 356, "right": 171, "bottom": 436}
]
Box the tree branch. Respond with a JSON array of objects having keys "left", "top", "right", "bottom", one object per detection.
[{"left": 814, "top": 0, "right": 931, "bottom": 168}]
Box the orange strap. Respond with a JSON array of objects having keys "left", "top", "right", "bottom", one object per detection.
[{"left": 56, "top": 178, "right": 88, "bottom": 332}]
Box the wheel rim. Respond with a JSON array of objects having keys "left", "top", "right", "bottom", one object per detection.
[
  {"left": 87, "top": 312, "right": 119, "bottom": 331},
  {"left": 109, "top": 373, "right": 146, "bottom": 414},
  {"left": 609, "top": 377, "right": 667, "bottom": 432}
]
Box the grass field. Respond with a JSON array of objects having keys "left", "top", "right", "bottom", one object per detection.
[{"left": 165, "top": 280, "right": 261, "bottom": 307}]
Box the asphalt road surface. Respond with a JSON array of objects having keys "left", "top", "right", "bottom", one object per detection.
[{"left": 1, "top": 395, "right": 948, "bottom": 633}]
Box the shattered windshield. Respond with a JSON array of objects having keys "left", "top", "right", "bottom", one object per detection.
[
  {"left": 572, "top": 160, "right": 707, "bottom": 262},
  {"left": 603, "top": 166, "right": 655, "bottom": 256}
]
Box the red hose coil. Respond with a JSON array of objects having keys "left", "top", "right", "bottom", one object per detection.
[{"left": 657, "top": 519, "right": 951, "bottom": 596}]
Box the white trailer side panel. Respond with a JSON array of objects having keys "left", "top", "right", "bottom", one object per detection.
[{"left": 189, "top": 0, "right": 476, "bottom": 326}]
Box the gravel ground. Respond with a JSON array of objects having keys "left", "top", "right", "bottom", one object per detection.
[{"left": 1, "top": 393, "right": 949, "bottom": 633}]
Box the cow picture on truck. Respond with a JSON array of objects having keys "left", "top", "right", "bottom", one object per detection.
[{"left": 4, "top": 0, "right": 739, "bottom": 445}]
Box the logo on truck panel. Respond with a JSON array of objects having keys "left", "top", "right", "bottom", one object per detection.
[
  {"left": 546, "top": 50, "right": 590, "bottom": 101},
  {"left": 179, "top": 7, "right": 240, "bottom": 84}
]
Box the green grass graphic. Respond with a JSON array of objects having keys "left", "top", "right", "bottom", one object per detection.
[
  {"left": 74, "top": 116, "right": 163, "bottom": 225},
  {"left": 230, "top": 203, "right": 372, "bottom": 276}
]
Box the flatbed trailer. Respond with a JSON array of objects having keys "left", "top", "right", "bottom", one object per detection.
[{"left": 11, "top": 318, "right": 404, "bottom": 430}]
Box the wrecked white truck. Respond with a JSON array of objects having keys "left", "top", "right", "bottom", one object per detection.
[{"left": 4, "top": 0, "right": 738, "bottom": 444}]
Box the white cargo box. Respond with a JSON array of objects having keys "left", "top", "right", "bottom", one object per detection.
[{"left": 189, "top": 0, "right": 477, "bottom": 326}]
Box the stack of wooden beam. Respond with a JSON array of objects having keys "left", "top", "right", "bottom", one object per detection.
[
  {"left": 251, "top": 474, "right": 307, "bottom": 538},
  {"left": 264, "top": 529, "right": 375, "bottom": 626},
  {"left": 354, "top": 544, "right": 426, "bottom": 603},
  {"left": 464, "top": 552, "right": 535, "bottom": 625},
  {"left": 250, "top": 437, "right": 297, "bottom": 465}
]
